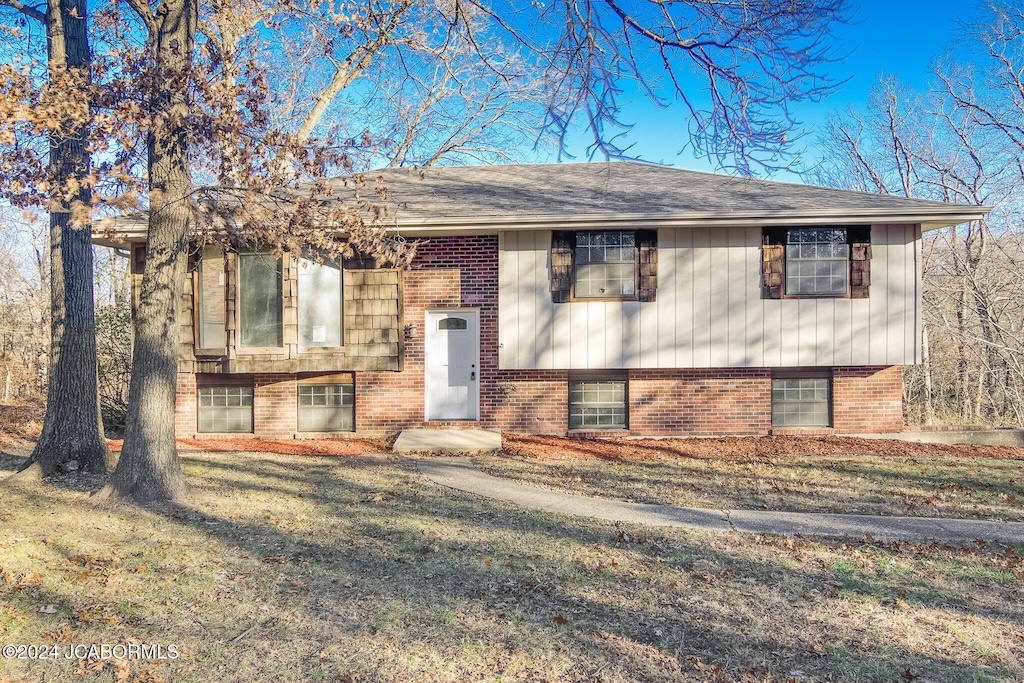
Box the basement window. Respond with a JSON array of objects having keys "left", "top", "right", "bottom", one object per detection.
[
  {"left": 198, "top": 386, "right": 254, "bottom": 433},
  {"left": 771, "top": 372, "right": 832, "bottom": 427},
  {"left": 297, "top": 384, "right": 355, "bottom": 432},
  {"left": 569, "top": 378, "right": 627, "bottom": 430}
]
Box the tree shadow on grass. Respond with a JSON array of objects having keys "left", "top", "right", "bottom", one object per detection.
[
  {"left": 477, "top": 453, "right": 1024, "bottom": 520},
  {"left": 0, "top": 451, "right": 28, "bottom": 473},
  {"left": 162, "top": 453, "right": 1024, "bottom": 680},
  {"left": 3, "top": 450, "right": 1021, "bottom": 682}
]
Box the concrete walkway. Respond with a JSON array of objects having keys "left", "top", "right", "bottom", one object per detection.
[{"left": 415, "top": 457, "right": 1024, "bottom": 543}]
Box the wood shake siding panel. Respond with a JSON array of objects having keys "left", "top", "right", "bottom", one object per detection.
[
  {"left": 498, "top": 226, "right": 920, "bottom": 369},
  {"left": 161, "top": 241, "right": 403, "bottom": 376}
]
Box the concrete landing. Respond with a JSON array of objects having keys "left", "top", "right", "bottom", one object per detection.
[
  {"left": 393, "top": 429, "right": 502, "bottom": 454},
  {"left": 415, "top": 457, "right": 1024, "bottom": 543}
]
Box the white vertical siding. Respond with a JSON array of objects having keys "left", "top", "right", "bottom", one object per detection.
[
  {"left": 498, "top": 226, "right": 921, "bottom": 369},
  {"left": 743, "top": 227, "right": 765, "bottom": 367}
]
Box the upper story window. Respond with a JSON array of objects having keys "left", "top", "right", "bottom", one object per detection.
[
  {"left": 297, "top": 257, "right": 343, "bottom": 348},
  {"left": 238, "top": 251, "right": 283, "bottom": 348},
  {"left": 785, "top": 228, "right": 849, "bottom": 296},
  {"left": 574, "top": 231, "right": 637, "bottom": 299},
  {"left": 196, "top": 245, "right": 226, "bottom": 350},
  {"left": 762, "top": 226, "right": 871, "bottom": 300},
  {"left": 193, "top": 248, "right": 350, "bottom": 353},
  {"left": 551, "top": 230, "right": 657, "bottom": 303}
]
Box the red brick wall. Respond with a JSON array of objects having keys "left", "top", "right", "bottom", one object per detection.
[
  {"left": 485, "top": 371, "right": 569, "bottom": 434},
  {"left": 254, "top": 373, "right": 298, "bottom": 439},
  {"left": 175, "top": 373, "right": 197, "bottom": 438},
  {"left": 628, "top": 368, "right": 772, "bottom": 436},
  {"left": 173, "top": 235, "right": 905, "bottom": 438},
  {"left": 832, "top": 365, "right": 904, "bottom": 433}
]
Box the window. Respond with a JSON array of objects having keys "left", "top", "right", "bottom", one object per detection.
[
  {"left": 785, "top": 228, "right": 849, "bottom": 296},
  {"left": 198, "top": 386, "right": 253, "bottom": 433},
  {"left": 238, "top": 251, "right": 283, "bottom": 348},
  {"left": 762, "top": 226, "right": 871, "bottom": 299},
  {"left": 438, "top": 317, "right": 467, "bottom": 330},
  {"left": 569, "top": 379, "right": 627, "bottom": 430},
  {"left": 771, "top": 375, "right": 831, "bottom": 427},
  {"left": 298, "top": 257, "right": 343, "bottom": 348},
  {"left": 196, "top": 245, "right": 226, "bottom": 349},
  {"left": 574, "top": 231, "right": 637, "bottom": 298},
  {"left": 551, "top": 230, "right": 657, "bottom": 303},
  {"left": 298, "top": 384, "right": 354, "bottom": 432}
]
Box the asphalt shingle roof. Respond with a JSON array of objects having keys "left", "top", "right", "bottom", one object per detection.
[{"left": 326, "top": 161, "right": 986, "bottom": 228}]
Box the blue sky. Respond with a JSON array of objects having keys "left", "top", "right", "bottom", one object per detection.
[{"left": 552, "top": 0, "right": 977, "bottom": 178}]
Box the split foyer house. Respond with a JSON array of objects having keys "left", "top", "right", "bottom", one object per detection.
[{"left": 96, "top": 162, "right": 989, "bottom": 439}]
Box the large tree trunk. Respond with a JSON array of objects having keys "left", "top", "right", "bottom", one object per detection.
[
  {"left": 104, "top": 0, "right": 196, "bottom": 502},
  {"left": 22, "top": 0, "right": 111, "bottom": 477}
]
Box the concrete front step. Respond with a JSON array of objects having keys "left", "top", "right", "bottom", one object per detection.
[{"left": 393, "top": 428, "right": 502, "bottom": 454}]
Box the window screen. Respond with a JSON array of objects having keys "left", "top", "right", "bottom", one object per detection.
[
  {"left": 785, "top": 228, "right": 848, "bottom": 296},
  {"left": 298, "top": 384, "right": 355, "bottom": 432},
  {"left": 198, "top": 386, "right": 253, "bottom": 433},
  {"left": 574, "top": 231, "right": 636, "bottom": 298},
  {"left": 771, "top": 377, "right": 831, "bottom": 427},
  {"left": 197, "top": 245, "right": 226, "bottom": 349},
  {"left": 239, "top": 252, "right": 283, "bottom": 348},
  {"left": 298, "top": 258, "right": 343, "bottom": 348},
  {"left": 569, "top": 381, "right": 627, "bottom": 429}
]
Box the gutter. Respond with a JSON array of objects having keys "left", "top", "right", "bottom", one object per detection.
[{"left": 92, "top": 206, "right": 992, "bottom": 243}]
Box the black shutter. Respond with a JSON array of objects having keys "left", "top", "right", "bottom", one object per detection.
[
  {"left": 551, "top": 231, "right": 574, "bottom": 303},
  {"left": 637, "top": 229, "right": 657, "bottom": 302}
]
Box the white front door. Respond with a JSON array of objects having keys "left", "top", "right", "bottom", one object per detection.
[{"left": 425, "top": 309, "right": 479, "bottom": 421}]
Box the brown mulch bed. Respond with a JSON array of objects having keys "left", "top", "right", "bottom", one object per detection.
[
  {"left": 105, "top": 437, "right": 391, "bottom": 456},
  {"left": 502, "top": 434, "right": 1024, "bottom": 462}
]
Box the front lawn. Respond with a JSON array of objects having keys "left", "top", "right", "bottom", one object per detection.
[
  {"left": 1, "top": 447, "right": 1023, "bottom": 682},
  {"left": 473, "top": 435, "right": 1024, "bottom": 521}
]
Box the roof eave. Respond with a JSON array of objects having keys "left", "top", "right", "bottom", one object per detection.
[
  {"left": 383, "top": 207, "right": 992, "bottom": 236},
  {"left": 92, "top": 207, "right": 991, "bottom": 242}
]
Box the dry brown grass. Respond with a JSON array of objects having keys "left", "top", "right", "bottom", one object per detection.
[
  {"left": 1, "top": 447, "right": 1022, "bottom": 682},
  {"left": 0, "top": 402, "right": 43, "bottom": 454},
  {"left": 476, "top": 436, "right": 1024, "bottom": 521}
]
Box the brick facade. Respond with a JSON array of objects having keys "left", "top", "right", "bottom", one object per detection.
[
  {"left": 832, "top": 365, "right": 904, "bottom": 433},
  {"left": 173, "top": 235, "right": 906, "bottom": 438},
  {"left": 627, "top": 369, "right": 773, "bottom": 436}
]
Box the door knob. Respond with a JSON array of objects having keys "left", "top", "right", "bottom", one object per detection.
[{"left": 470, "top": 371, "right": 476, "bottom": 381}]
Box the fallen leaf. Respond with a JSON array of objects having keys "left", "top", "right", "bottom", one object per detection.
[
  {"left": 552, "top": 615, "right": 567, "bottom": 625},
  {"left": 113, "top": 660, "right": 131, "bottom": 682}
]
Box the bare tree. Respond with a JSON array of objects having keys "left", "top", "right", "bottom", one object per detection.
[
  {"left": 0, "top": 210, "right": 50, "bottom": 406},
  {"left": 208, "top": 0, "right": 853, "bottom": 174},
  {"left": 0, "top": 0, "right": 111, "bottom": 477},
  {"left": 810, "top": 64, "right": 1024, "bottom": 427}
]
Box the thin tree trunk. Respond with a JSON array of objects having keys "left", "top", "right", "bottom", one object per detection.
[
  {"left": 921, "top": 322, "right": 934, "bottom": 426},
  {"left": 22, "top": 0, "right": 111, "bottom": 476},
  {"left": 104, "top": 0, "right": 196, "bottom": 502}
]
